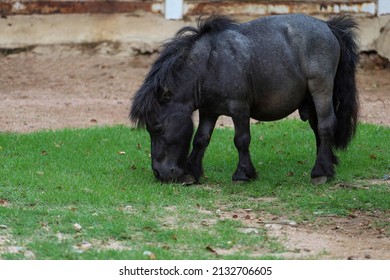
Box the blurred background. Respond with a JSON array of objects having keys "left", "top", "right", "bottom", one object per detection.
[{"left": 0, "top": 0, "right": 389, "bottom": 132}]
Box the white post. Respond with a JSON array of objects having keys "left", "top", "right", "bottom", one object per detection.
[
  {"left": 165, "top": 0, "right": 184, "bottom": 20},
  {"left": 378, "top": 0, "right": 390, "bottom": 15}
]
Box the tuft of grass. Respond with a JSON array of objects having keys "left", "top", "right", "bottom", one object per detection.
[{"left": 0, "top": 120, "right": 389, "bottom": 259}]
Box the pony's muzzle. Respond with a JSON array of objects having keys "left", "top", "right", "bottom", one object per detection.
[{"left": 152, "top": 163, "right": 184, "bottom": 183}]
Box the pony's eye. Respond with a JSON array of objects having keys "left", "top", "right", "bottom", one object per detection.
[{"left": 153, "top": 126, "right": 164, "bottom": 135}]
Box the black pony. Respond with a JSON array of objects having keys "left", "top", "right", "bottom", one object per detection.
[{"left": 130, "top": 14, "right": 359, "bottom": 185}]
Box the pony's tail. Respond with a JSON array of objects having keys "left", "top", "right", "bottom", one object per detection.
[{"left": 327, "top": 15, "right": 359, "bottom": 150}]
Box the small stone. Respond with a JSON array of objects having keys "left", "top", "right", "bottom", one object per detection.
[
  {"left": 73, "top": 223, "right": 82, "bottom": 232},
  {"left": 80, "top": 241, "right": 92, "bottom": 251},
  {"left": 56, "top": 232, "right": 65, "bottom": 241},
  {"left": 272, "top": 224, "right": 283, "bottom": 230},
  {"left": 24, "top": 250, "right": 36, "bottom": 259},
  {"left": 143, "top": 250, "right": 156, "bottom": 260},
  {"left": 124, "top": 205, "right": 133, "bottom": 212},
  {"left": 265, "top": 224, "right": 283, "bottom": 230}
]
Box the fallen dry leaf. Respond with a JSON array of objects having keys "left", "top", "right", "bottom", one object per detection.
[
  {"left": 0, "top": 199, "right": 9, "bottom": 206},
  {"left": 54, "top": 142, "right": 63, "bottom": 148}
]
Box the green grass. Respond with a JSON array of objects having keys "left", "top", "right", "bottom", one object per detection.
[{"left": 0, "top": 120, "right": 389, "bottom": 259}]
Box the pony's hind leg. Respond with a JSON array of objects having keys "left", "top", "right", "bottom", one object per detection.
[
  {"left": 308, "top": 78, "right": 337, "bottom": 184},
  {"left": 300, "top": 98, "right": 339, "bottom": 166}
]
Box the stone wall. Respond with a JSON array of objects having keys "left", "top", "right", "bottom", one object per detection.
[
  {"left": 0, "top": 0, "right": 378, "bottom": 16},
  {"left": 0, "top": 0, "right": 389, "bottom": 61}
]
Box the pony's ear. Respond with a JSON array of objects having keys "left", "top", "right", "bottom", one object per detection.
[{"left": 159, "top": 87, "right": 171, "bottom": 103}]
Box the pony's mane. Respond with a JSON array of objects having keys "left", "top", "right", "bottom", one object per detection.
[{"left": 130, "top": 15, "right": 238, "bottom": 127}]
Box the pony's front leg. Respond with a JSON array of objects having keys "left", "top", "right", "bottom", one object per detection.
[
  {"left": 232, "top": 116, "right": 257, "bottom": 182},
  {"left": 187, "top": 112, "right": 218, "bottom": 182}
]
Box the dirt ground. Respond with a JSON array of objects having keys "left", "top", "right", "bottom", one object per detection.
[
  {"left": 1, "top": 52, "right": 389, "bottom": 133},
  {"left": 0, "top": 51, "right": 389, "bottom": 259}
]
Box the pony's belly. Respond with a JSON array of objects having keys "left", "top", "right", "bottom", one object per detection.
[
  {"left": 250, "top": 92, "right": 305, "bottom": 121},
  {"left": 250, "top": 107, "right": 297, "bottom": 121}
]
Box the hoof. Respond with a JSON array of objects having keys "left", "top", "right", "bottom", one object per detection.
[
  {"left": 232, "top": 168, "right": 257, "bottom": 182},
  {"left": 232, "top": 173, "right": 255, "bottom": 182},
  {"left": 311, "top": 176, "right": 328, "bottom": 185},
  {"left": 232, "top": 177, "right": 251, "bottom": 183}
]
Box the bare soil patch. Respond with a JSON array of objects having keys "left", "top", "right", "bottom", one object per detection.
[
  {"left": 0, "top": 51, "right": 389, "bottom": 259},
  {"left": 0, "top": 53, "right": 152, "bottom": 132},
  {"left": 217, "top": 207, "right": 389, "bottom": 259}
]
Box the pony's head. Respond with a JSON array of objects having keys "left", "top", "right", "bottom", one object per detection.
[{"left": 131, "top": 81, "right": 195, "bottom": 183}]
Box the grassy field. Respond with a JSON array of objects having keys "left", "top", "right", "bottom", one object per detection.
[{"left": 0, "top": 120, "right": 389, "bottom": 259}]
